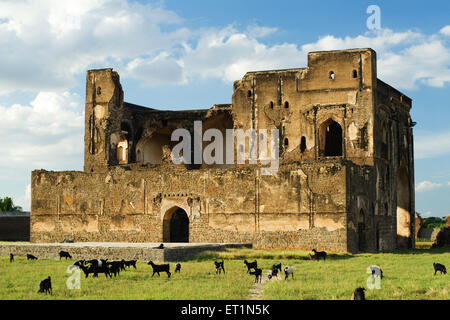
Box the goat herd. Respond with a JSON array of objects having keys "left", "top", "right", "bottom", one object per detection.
[{"left": 7, "top": 247, "right": 448, "bottom": 300}]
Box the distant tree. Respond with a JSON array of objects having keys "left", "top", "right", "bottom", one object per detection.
[
  {"left": 422, "top": 217, "right": 445, "bottom": 229},
  {"left": 0, "top": 197, "right": 22, "bottom": 212}
]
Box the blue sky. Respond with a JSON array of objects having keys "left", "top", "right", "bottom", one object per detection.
[{"left": 0, "top": 0, "right": 449, "bottom": 218}]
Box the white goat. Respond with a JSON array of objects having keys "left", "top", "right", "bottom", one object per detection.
[{"left": 284, "top": 266, "right": 294, "bottom": 280}]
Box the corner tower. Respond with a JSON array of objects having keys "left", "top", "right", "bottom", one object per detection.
[{"left": 84, "top": 68, "right": 124, "bottom": 172}]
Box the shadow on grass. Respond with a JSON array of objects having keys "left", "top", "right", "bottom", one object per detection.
[
  {"left": 185, "top": 245, "right": 449, "bottom": 263},
  {"left": 385, "top": 245, "right": 450, "bottom": 255},
  {"left": 187, "top": 248, "right": 357, "bottom": 262}
]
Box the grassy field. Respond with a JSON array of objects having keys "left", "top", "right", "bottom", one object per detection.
[{"left": 0, "top": 246, "right": 448, "bottom": 300}]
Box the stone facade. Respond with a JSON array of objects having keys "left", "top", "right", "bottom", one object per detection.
[{"left": 30, "top": 48, "right": 415, "bottom": 252}]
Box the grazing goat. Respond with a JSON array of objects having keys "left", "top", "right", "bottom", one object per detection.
[
  {"left": 148, "top": 261, "right": 171, "bottom": 278},
  {"left": 311, "top": 249, "right": 327, "bottom": 261},
  {"left": 244, "top": 260, "right": 258, "bottom": 273},
  {"left": 86, "top": 259, "right": 107, "bottom": 268},
  {"left": 273, "top": 263, "right": 282, "bottom": 272},
  {"left": 284, "top": 266, "right": 294, "bottom": 280},
  {"left": 73, "top": 260, "right": 86, "bottom": 268},
  {"left": 249, "top": 268, "right": 262, "bottom": 283},
  {"left": 62, "top": 237, "right": 74, "bottom": 243},
  {"left": 38, "top": 276, "right": 52, "bottom": 295},
  {"left": 10, "top": 253, "right": 14, "bottom": 263},
  {"left": 106, "top": 261, "right": 123, "bottom": 277},
  {"left": 79, "top": 262, "right": 111, "bottom": 278},
  {"left": 27, "top": 254, "right": 38, "bottom": 260},
  {"left": 433, "top": 262, "right": 447, "bottom": 275},
  {"left": 351, "top": 287, "right": 366, "bottom": 300},
  {"left": 175, "top": 263, "right": 181, "bottom": 273},
  {"left": 269, "top": 264, "right": 281, "bottom": 279},
  {"left": 214, "top": 260, "right": 225, "bottom": 275},
  {"left": 59, "top": 250, "right": 72, "bottom": 260},
  {"left": 122, "top": 259, "right": 137, "bottom": 269}
]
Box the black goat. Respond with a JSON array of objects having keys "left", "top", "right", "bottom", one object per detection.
[
  {"left": 175, "top": 263, "right": 181, "bottom": 273},
  {"left": 269, "top": 263, "right": 282, "bottom": 279},
  {"left": 311, "top": 249, "right": 327, "bottom": 261},
  {"left": 157, "top": 243, "right": 165, "bottom": 249},
  {"left": 244, "top": 260, "right": 258, "bottom": 273},
  {"left": 214, "top": 260, "right": 225, "bottom": 274},
  {"left": 62, "top": 237, "right": 74, "bottom": 243},
  {"left": 351, "top": 287, "right": 366, "bottom": 300},
  {"left": 433, "top": 262, "right": 447, "bottom": 275},
  {"left": 27, "top": 254, "right": 38, "bottom": 260},
  {"left": 73, "top": 260, "right": 86, "bottom": 268},
  {"left": 38, "top": 276, "right": 52, "bottom": 295},
  {"left": 122, "top": 259, "right": 137, "bottom": 269},
  {"left": 106, "top": 261, "right": 123, "bottom": 277},
  {"left": 86, "top": 259, "right": 108, "bottom": 268},
  {"left": 249, "top": 268, "right": 262, "bottom": 283},
  {"left": 148, "top": 261, "right": 171, "bottom": 278},
  {"left": 79, "top": 262, "right": 111, "bottom": 278},
  {"left": 10, "top": 253, "right": 14, "bottom": 263},
  {"left": 59, "top": 250, "right": 72, "bottom": 260}
]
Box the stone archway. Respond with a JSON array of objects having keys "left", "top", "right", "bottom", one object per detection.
[
  {"left": 397, "top": 161, "right": 412, "bottom": 248},
  {"left": 163, "top": 207, "right": 189, "bottom": 243},
  {"left": 319, "top": 119, "right": 343, "bottom": 157}
]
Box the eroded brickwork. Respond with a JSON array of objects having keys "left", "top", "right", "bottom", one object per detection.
[{"left": 31, "top": 48, "right": 415, "bottom": 252}]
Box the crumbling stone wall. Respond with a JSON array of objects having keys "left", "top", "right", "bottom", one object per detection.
[{"left": 30, "top": 48, "right": 414, "bottom": 252}]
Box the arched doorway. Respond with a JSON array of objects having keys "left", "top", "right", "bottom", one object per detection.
[
  {"left": 319, "top": 119, "right": 343, "bottom": 157},
  {"left": 163, "top": 207, "right": 189, "bottom": 243},
  {"left": 396, "top": 161, "right": 411, "bottom": 248}
]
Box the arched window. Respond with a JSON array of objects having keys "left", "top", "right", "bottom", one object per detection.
[
  {"left": 319, "top": 119, "right": 343, "bottom": 157},
  {"left": 248, "top": 90, "right": 252, "bottom": 98},
  {"left": 352, "top": 70, "right": 358, "bottom": 78},
  {"left": 97, "top": 87, "right": 102, "bottom": 95},
  {"left": 269, "top": 101, "right": 274, "bottom": 109},
  {"left": 284, "top": 138, "right": 289, "bottom": 147},
  {"left": 284, "top": 101, "right": 289, "bottom": 109},
  {"left": 329, "top": 71, "right": 335, "bottom": 80}
]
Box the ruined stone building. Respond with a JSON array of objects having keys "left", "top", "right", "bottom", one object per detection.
[{"left": 31, "top": 48, "right": 416, "bottom": 252}]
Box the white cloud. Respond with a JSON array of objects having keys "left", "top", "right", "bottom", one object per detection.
[
  {"left": 414, "top": 130, "right": 450, "bottom": 159},
  {"left": 415, "top": 181, "right": 443, "bottom": 192},
  {"left": 440, "top": 25, "right": 450, "bottom": 36},
  {"left": 0, "top": 1, "right": 449, "bottom": 94},
  {"left": 422, "top": 211, "right": 433, "bottom": 217},
  {"left": 15, "top": 184, "right": 31, "bottom": 212},
  {"left": 0, "top": 0, "right": 189, "bottom": 94},
  {"left": 0, "top": 91, "right": 84, "bottom": 169}
]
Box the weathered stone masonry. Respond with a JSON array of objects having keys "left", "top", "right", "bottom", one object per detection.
[{"left": 31, "top": 48, "right": 415, "bottom": 252}]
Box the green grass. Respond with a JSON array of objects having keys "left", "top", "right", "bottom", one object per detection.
[{"left": 0, "top": 247, "right": 449, "bottom": 300}]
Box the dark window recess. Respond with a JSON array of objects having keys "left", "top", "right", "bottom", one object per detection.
[
  {"left": 320, "top": 120, "right": 342, "bottom": 157},
  {"left": 284, "top": 138, "right": 289, "bottom": 147},
  {"left": 300, "top": 136, "right": 306, "bottom": 153},
  {"left": 284, "top": 101, "right": 289, "bottom": 109},
  {"left": 353, "top": 70, "right": 358, "bottom": 78},
  {"left": 248, "top": 90, "right": 252, "bottom": 98},
  {"left": 329, "top": 71, "right": 335, "bottom": 80},
  {"left": 97, "top": 87, "right": 102, "bottom": 95},
  {"left": 269, "top": 101, "right": 274, "bottom": 109}
]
